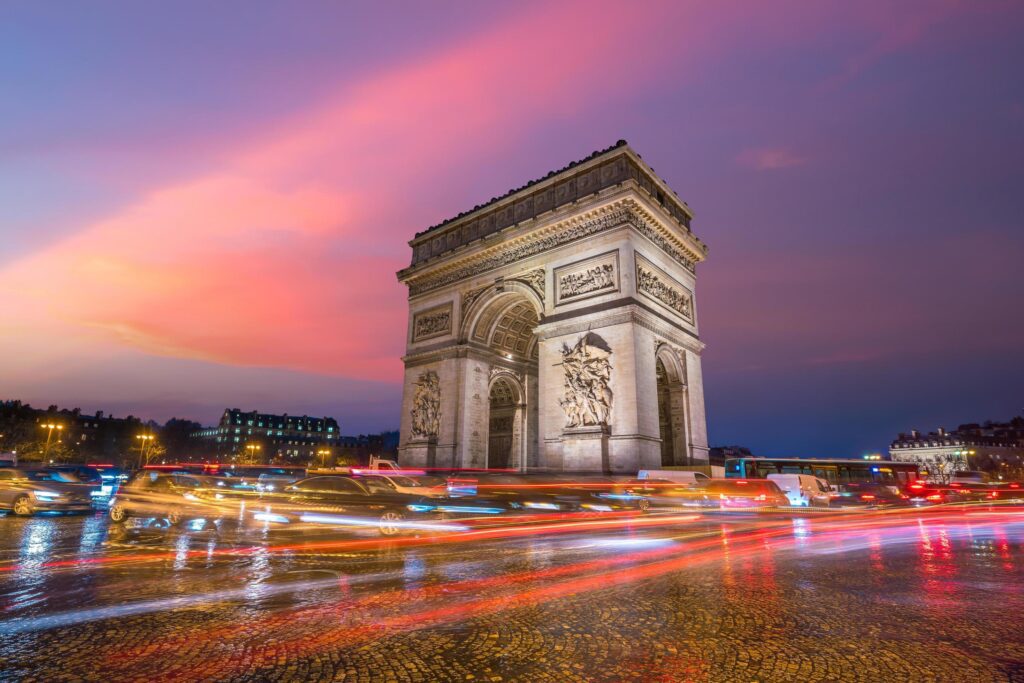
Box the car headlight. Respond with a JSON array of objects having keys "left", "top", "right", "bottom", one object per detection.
[
  {"left": 183, "top": 493, "right": 199, "bottom": 501},
  {"left": 33, "top": 490, "right": 62, "bottom": 500}
]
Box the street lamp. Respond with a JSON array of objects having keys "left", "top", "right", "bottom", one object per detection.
[
  {"left": 40, "top": 423, "right": 64, "bottom": 460},
  {"left": 136, "top": 434, "right": 155, "bottom": 467},
  {"left": 245, "top": 443, "right": 262, "bottom": 464},
  {"left": 317, "top": 449, "right": 330, "bottom": 469}
]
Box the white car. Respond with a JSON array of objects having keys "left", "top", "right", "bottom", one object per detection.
[{"left": 767, "top": 474, "right": 833, "bottom": 507}]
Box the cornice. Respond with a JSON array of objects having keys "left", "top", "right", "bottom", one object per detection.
[{"left": 400, "top": 195, "right": 706, "bottom": 298}]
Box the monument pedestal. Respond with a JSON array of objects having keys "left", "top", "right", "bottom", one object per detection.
[
  {"left": 561, "top": 426, "right": 610, "bottom": 473},
  {"left": 400, "top": 438, "right": 437, "bottom": 468}
]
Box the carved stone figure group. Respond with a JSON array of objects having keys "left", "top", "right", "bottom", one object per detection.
[
  {"left": 637, "top": 264, "right": 692, "bottom": 319},
  {"left": 410, "top": 371, "right": 441, "bottom": 438},
  {"left": 559, "top": 262, "right": 615, "bottom": 299},
  {"left": 559, "top": 336, "right": 613, "bottom": 428}
]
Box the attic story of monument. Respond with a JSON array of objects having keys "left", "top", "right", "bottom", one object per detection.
[{"left": 395, "top": 141, "right": 709, "bottom": 474}]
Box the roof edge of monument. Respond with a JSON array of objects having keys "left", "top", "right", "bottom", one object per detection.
[{"left": 411, "top": 140, "right": 693, "bottom": 243}]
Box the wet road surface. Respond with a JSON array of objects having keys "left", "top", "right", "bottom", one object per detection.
[{"left": 1, "top": 506, "right": 1023, "bottom": 681}]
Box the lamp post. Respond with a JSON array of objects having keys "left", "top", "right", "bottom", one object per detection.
[
  {"left": 245, "top": 443, "right": 262, "bottom": 464},
  {"left": 317, "top": 449, "right": 330, "bottom": 469},
  {"left": 40, "top": 423, "right": 63, "bottom": 460},
  {"left": 135, "top": 434, "right": 155, "bottom": 468}
]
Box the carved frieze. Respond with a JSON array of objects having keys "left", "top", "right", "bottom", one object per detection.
[
  {"left": 410, "top": 371, "right": 441, "bottom": 439},
  {"left": 635, "top": 254, "right": 694, "bottom": 323},
  {"left": 407, "top": 203, "right": 698, "bottom": 297},
  {"left": 554, "top": 250, "right": 619, "bottom": 306},
  {"left": 411, "top": 303, "right": 453, "bottom": 342},
  {"left": 559, "top": 335, "right": 613, "bottom": 428}
]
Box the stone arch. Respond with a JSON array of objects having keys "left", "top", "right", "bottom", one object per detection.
[
  {"left": 655, "top": 343, "right": 689, "bottom": 466},
  {"left": 461, "top": 281, "right": 544, "bottom": 359}
]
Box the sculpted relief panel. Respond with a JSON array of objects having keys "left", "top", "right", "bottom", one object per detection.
[
  {"left": 410, "top": 371, "right": 441, "bottom": 439},
  {"left": 554, "top": 251, "right": 619, "bottom": 306},
  {"left": 635, "top": 253, "right": 694, "bottom": 324},
  {"left": 559, "top": 335, "right": 613, "bottom": 428},
  {"left": 411, "top": 303, "right": 453, "bottom": 342}
]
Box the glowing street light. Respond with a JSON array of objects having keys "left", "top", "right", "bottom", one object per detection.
[
  {"left": 40, "top": 422, "right": 64, "bottom": 459},
  {"left": 245, "top": 443, "right": 262, "bottom": 464},
  {"left": 136, "top": 434, "right": 156, "bottom": 467},
  {"left": 317, "top": 448, "right": 331, "bottom": 468}
]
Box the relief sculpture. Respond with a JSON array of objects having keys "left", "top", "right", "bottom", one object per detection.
[
  {"left": 410, "top": 371, "right": 441, "bottom": 438},
  {"left": 412, "top": 304, "right": 452, "bottom": 341},
  {"left": 559, "top": 263, "right": 615, "bottom": 299},
  {"left": 559, "top": 336, "right": 613, "bottom": 428},
  {"left": 636, "top": 257, "right": 693, "bottom": 321}
]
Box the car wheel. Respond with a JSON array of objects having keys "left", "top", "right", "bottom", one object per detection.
[
  {"left": 167, "top": 510, "right": 183, "bottom": 526},
  {"left": 12, "top": 495, "right": 33, "bottom": 517},
  {"left": 637, "top": 498, "right": 650, "bottom": 512},
  {"left": 378, "top": 510, "right": 405, "bottom": 536},
  {"left": 109, "top": 503, "right": 127, "bottom": 523}
]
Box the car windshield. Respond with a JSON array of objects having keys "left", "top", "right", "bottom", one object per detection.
[{"left": 388, "top": 476, "right": 419, "bottom": 487}]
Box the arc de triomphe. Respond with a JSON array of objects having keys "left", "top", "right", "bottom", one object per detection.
[{"left": 396, "top": 141, "right": 709, "bottom": 473}]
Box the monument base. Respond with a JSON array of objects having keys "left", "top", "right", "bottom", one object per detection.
[
  {"left": 561, "top": 426, "right": 610, "bottom": 473},
  {"left": 399, "top": 438, "right": 437, "bottom": 469}
]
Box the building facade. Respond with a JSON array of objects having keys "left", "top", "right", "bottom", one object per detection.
[
  {"left": 889, "top": 418, "right": 1024, "bottom": 482},
  {"left": 395, "top": 141, "right": 709, "bottom": 474},
  {"left": 191, "top": 408, "right": 340, "bottom": 463}
]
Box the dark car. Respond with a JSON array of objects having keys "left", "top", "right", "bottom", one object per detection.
[
  {"left": 904, "top": 481, "right": 971, "bottom": 506},
  {"left": 0, "top": 467, "right": 95, "bottom": 516},
  {"left": 830, "top": 482, "right": 910, "bottom": 508},
  {"left": 701, "top": 479, "right": 790, "bottom": 509},
  {"left": 51, "top": 464, "right": 108, "bottom": 501},
  {"left": 271, "top": 475, "right": 443, "bottom": 536},
  {"left": 108, "top": 471, "right": 222, "bottom": 525}
]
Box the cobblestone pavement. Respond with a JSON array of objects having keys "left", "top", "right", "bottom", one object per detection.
[{"left": 1, "top": 507, "right": 1023, "bottom": 682}]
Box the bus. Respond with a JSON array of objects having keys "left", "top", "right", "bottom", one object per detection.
[{"left": 724, "top": 457, "right": 920, "bottom": 487}]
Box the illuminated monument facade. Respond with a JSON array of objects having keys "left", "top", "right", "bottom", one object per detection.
[{"left": 396, "top": 141, "right": 709, "bottom": 473}]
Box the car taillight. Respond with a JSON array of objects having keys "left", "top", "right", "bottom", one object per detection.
[
  {"left": 860, "top": 494, "right": 876, "bottom": 501},
  {"left": 909, "top": 484, "right": 925, "bottom": 490},
  {"left": 899, "top": 494, "right": 909, "bottom": 499},
  {"left": 756, "top": 494, "right": 767, "bottom": 501},
  {"left": 926, "top": 494, "right": 942, "bottom": 501},
  {"left": 988, "top": 492, "right": 998, "bottom": 499}
]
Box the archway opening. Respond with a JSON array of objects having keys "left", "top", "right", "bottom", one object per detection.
[
  {"left": 468, "top": 288, "right": 541, "bottom": 471},
  {"left": 656, "top": 357, "right": 675, "bottom": 466},
  {"left": 488, "top": 376, "right": 518, "bottom": 470}
]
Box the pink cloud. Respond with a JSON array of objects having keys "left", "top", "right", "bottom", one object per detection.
[
  {"left": 736, "top": 146, "right": 808, "bottom": 170},
  {"left": 1, "top": 0, "right": 709, "bottom": 382}
]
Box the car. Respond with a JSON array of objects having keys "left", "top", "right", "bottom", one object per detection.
[
  {"left": 51, "top": 464, "right": 109, "bottom": 500},
  {"left": 636, "top": 470, "right": 711, "bottom": 487},
  {"left": 620, "top": 478, "right": 709, "bottom": 508},
  {"left": 255, "top": 468, "right": 308, "bottom": 495},
  {"left": 700, "top": 479, "right": 790, "bottom": 509},
  {"left": 767, "top": 474, "right": 834, "bottom": 507},
  {"left": 354, "top": 473, "right": 448, "bottom": 498},
  {"left": 830, "top": 482, "right": 909, "bottom": 507},
  {"left": 271, "top": 475, "right": 444, "bottom": 535},
  {"left": 0, "top": 467, "right": 95, "bottom": 516},
  {"left": 904, "top": 481, "right": 970, "bottom": 506},
  {"left": 448, "top": 474, "right": 646, "bottom": 513},
  {"left": 108, "top": 471, "right": 223, "bottom": 525}
]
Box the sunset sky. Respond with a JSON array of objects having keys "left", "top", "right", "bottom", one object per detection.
[{"left": 2, "top": 1, "right": 1022, "bottom": 456}]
